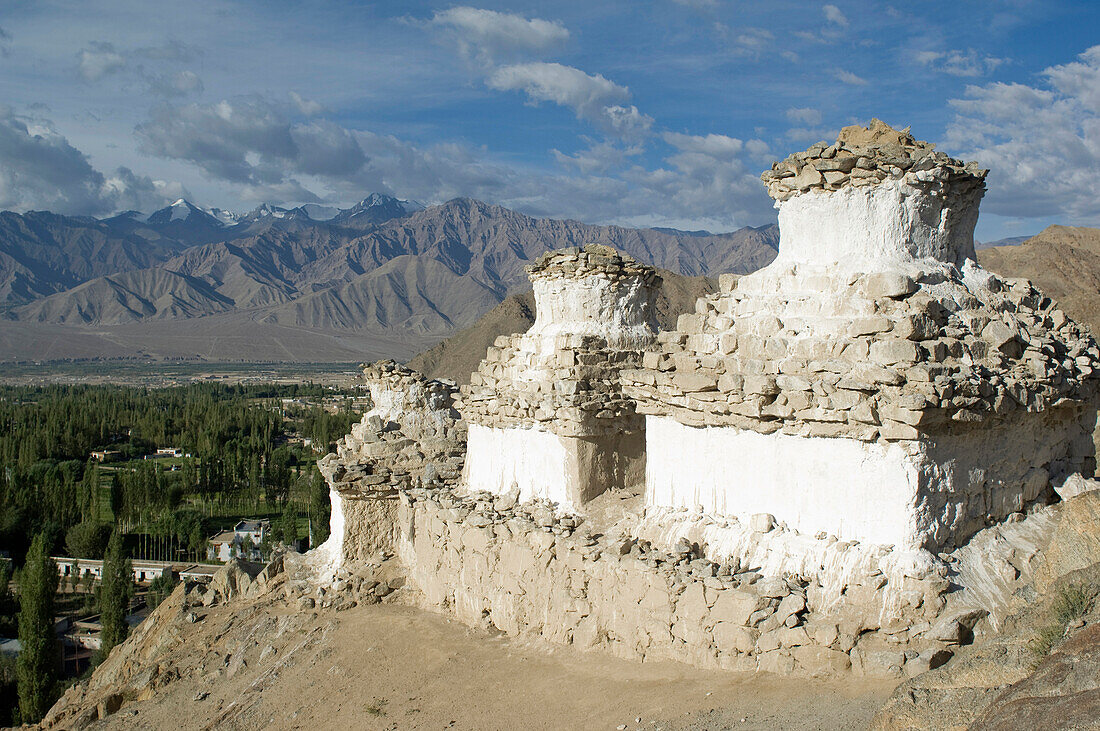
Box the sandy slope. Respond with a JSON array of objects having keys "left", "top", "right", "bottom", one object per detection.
[{"left": 46, "top": 574, "right": 891, "bottom": 731}]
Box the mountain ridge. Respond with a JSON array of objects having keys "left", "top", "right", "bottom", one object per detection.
[{"left": 0, "top": 196, "right": 779, "bottom": 361}]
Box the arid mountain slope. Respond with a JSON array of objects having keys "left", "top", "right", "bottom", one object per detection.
[
  {"left": 978, "top": 226, "right": 1100, "bottom": 335},
  {"left": 1, "top": 197, "right": 776, "bottom": 360}
]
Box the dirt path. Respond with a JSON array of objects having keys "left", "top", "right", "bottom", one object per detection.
[{"left": 102, "top": 602, "right": 894, "bottom": 731}]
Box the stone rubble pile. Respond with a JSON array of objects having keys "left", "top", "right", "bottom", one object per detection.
[
  {"left": 760, "top": 117, "right": 987, "bottom": 201},
  {"left": 621, "top": 268, "right": 1100, "bottom": 443},
  {"left": 318, "top": 360, "right": 466, "bottom": 498},
  {"left": 456, "top": 245, "right": 660, "bottom": 438}
]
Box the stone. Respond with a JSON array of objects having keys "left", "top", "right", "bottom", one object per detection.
[
  {"left": 750, "top": 513, "right": 775, "bottom": 532},
  {"left": 863, "top": 273, "right": 917, "bottom": 299},
  {"left": 712, "top": 622, "right": 756, "bottom": 654},
  {"left": 869, "top": 338, "right": 922, "bottom": 365},
  {"left": 791, "top": 646, "right": 852, "bottom": 677},
  {"left": 710, "top": 589, "right": 764, "bottom": 626}
]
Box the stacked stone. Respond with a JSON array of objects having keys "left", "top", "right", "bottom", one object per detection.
[
  {"left": 623, "top": 122, "right": 1100, "bottom": 445},
  {"left": 319, "top": 360, "right": 466, "bottom": 500},
  {"left": 398, "top": 483, "right": 977, "bottom": 678},
  {"left": 456, "top": 245, "right": 660, "bottom": 438},
  {"left": 761, "top": 117, "right": 987, "bottom": 201},
  {"left": 622, "top": 269, "right": 1100, "bottom": 443}
]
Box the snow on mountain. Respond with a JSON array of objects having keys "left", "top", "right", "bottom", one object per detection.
[
  {"left": 146, "top": 199, "right": 225, "bottom": 227},
  {"left": 300, "top": 204, "right": 341, "bottom": 221}
]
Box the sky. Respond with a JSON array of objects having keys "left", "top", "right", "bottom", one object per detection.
[{"left": 1, "top": 1, "right": 1099, "bottom": 240}]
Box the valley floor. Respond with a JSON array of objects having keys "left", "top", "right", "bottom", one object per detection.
[{"left": 90, "top": 601, "right": 893, "bottom": 731}]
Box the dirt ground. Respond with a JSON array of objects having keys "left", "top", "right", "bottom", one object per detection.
[{"left": 98, "top": 601, "right": 894, "bottom": 731}]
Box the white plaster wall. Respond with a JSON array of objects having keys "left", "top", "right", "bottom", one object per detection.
[
  {"left": 529, "top": 275, "right": 657, "bottom": 349},
  {"left": 644, "top": 415, "right": 927, "bottom": 550},
  {"left": 463, "top": 422, "right": 578, "bottom": 508},
  {"left": 309, "top": 486, "right": 347, "bottom": 579},
  {"left": 774, "top": 178, "right": 979, "bottom": 271}
]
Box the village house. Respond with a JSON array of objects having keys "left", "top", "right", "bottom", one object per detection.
[{"left": 207, "top": 519, "right": 270, "bottom": 562}]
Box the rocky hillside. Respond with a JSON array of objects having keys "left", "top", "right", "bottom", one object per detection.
[
  {"left": 978, "top": 226, "right": 1100, "bottom": 335},
  {"left": 0, "top": 196, "right": 777, "bottom": 361},
  {"left": 872, "top": 491, "right": 1100, "bottom": 729}
]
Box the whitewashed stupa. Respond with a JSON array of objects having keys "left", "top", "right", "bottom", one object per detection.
[
  {"left": 457, "top": 245, "right": 660, "bottom": 509},
  {"left": 622, "top": 119, "right": 1100, "bottom": 554}
]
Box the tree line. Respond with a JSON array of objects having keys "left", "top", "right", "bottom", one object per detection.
[{"left": 0, "top": 381, "right": 364, "bottom": 724}]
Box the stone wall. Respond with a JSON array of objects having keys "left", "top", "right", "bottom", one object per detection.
[{"left": 396, "top": 485, "right": 999, "bottom": 679}]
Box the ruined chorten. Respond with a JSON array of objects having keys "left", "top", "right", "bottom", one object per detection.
[
  {"left": 457, "top": 244, "right": 660, "bottom": 508},
  {"left": 316, "top": 360, "right": 465, "bottom": 570},
  {"left": 622, "top": 120, "right": 1100, "bottom": 554}
]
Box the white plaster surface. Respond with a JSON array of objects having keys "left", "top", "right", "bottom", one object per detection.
[
  {"left": 625, "top": 505, "right": 937, "bottom": 618},
  {"left": 645, "top": 405, "right": 1090, "bottom": 553},
  {"left": 774, "top": 178, "right": 979, "bottom": 271},
  {"left": 463, "top": 422, "right": 577, "bottom": 508},
  {"left": 529, "top": 274, "right": 657, "bottom": 350},
  {"left": 644, "top": 415, "right": 927, "bottom": 549},
  {"left": 308, "top": 486, "right": 347, "bottom": 580}
]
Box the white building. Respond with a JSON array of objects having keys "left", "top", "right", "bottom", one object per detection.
[{"left": 207, "top": 519, "right": 270, "bottom": 562}]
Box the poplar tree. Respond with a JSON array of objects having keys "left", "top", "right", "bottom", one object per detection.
[
  {"left": 97, "top": 530, "right": 133, "bottom": 660},
  {"left": 16, "top": 533, "right": 58, "bottom": 723}
]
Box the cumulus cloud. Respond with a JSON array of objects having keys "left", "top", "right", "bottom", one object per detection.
[
  {"left": 944, "top": 45, "right": 1100, "bottom": 221},
  {"left": 488, "top": 62, "right": 653, "bottom": 139},
  {"left": 76, "top": 40, "right": 203, "bottom": 97},
  {"left": 0, "top": 108, "right": 180, "bottom": 215},
  {"left": 78, "top": 41, "right": 126, "bottom": 81},
  {"left": 833, "top": 68, "right": 868, "bottom": 85},
  {"left": 430, "top": 6, "right": 569, "bottom": 63},
  {"left": 786, "top": 107, "right": 822, "bottom": 125},
  {"left": 290, "top": 91, "right": 325, "bottom": 117},
  {"left": 823, "top": 4, "right": 849, "bottom": 27},
  {"left": 916, "top": 49, "right": 1008, "bottom": 77},
  {"left": 134, "top": 97, "right": 368, "bottom": 195}
]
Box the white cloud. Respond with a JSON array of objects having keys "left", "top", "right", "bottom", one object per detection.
[
  {"left": 0, "top": 107, "right": 180, "bottom": 215},
  {"left": 78, "top": 41, "right": 126, "bottom": 81},
  {"left": 833, "top": 68, "right": 868, "bottom": 85},
  {"left": 786, "top": 107, "right": 822, "bottom": 125},
  {"left": 916, "top": 49, "right": 1008, "bottom": 77},
  {"left": 823, "top": 4, "right": 849, "bottom": 27},
  {"left": 134, "top": 97, "right": 368, "bottom": 189},
  {"left": 944, "top": 45, "right": 1100, "bottom": 221},
  {"left": 76, "top": 39, "right": 203, "bottom": 96},
  {"left": 431, "top": 7, "right": 569, "bottom": 63},
  {"left": 290, "top": 92, "right": 325, "bottom": 117},
  {"left": 488, "top": 62, "right": 653, "bottom": 139},
  {"left": 713, "top": 24, "right": 773, "bottom": 57}
]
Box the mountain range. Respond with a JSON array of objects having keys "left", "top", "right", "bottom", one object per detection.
[{"left": 0, "top": 195, "right": 780, "bottom": 362}]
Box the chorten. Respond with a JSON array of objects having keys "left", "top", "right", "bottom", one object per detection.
[
  {"left": 457, "top": 245, "right": 659, "bottom": 509},
  {"left": 622, "top": 120, "right": 1100, "bottom": 553}
]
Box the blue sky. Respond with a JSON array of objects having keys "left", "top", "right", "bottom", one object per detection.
[{"left": 1, "top": 0, "right": 1099, "bottom": 239}]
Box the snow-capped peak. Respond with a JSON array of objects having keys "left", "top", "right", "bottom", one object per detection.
[{"left": 203, "top": 207, "right": 241, "bottom": 226}]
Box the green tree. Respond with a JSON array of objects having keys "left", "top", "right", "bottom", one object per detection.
[
  {"left": 0, "top": 561, "right": 16, "bottom": 636},
  {"left": 97, "top": 530, "right": 133, "bottom": 660},
  {"left": 64, "top": 521, "right": 111, "bottom": 559},
  {"left": 279, "top": 503, "right": 297, "bottom": 547},
  {"left": 16, "top": 533, "right": 58, "bottom": 723}
]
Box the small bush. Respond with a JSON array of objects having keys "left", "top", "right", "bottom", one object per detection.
[{"left": 1028, "top": 583, "right": 1095, "bottom": 664}]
